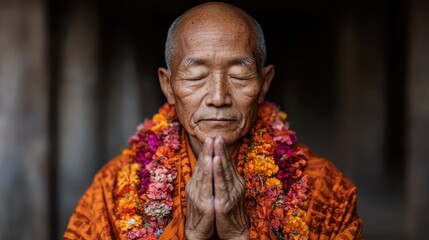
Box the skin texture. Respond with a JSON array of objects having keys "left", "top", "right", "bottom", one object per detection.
[{"left": 158, "top": 2, "right": 274, "bottom": 239}]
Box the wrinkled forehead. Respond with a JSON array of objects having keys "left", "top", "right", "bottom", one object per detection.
[
  {"left": 174, "top": 16, "right": 257, "bottom": 61},
  {"left": 183, "top": 24, "right": 252, "bottom": 47}
]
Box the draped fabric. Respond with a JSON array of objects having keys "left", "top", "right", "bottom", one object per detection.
[{"left": 63, "top": 131, "right": 363, "bottom": 240}]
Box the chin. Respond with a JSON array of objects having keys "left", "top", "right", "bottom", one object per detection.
[{"left": 197, "top": 130, "right": 242, "bottom": 145}]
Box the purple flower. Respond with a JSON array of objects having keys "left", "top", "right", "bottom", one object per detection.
[{"left": 148, "top": 133, "right": 162, "bottom": 152}]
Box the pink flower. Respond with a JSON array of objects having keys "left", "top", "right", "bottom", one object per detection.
[
  {"left": 164, "top": 133, "right": 180, "bottom": 151},
  {"left": 272, "top": 119, "right": 284, "bottom": 130}
]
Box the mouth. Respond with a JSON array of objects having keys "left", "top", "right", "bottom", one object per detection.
[
  {"left": 200, "top": 118, "right": 235, "bottom": 122},
  {"left": 197, "top": 118, "right": 236, "bottom": 127}
]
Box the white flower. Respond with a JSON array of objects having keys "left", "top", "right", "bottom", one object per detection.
[{"left": 128, "top": 218, "right": 137, "bottom": 226}]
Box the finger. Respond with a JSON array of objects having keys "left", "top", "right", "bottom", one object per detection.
[
  {"left": 213, "top": 137, "right": 227, "bottom": 166},
  {"left": 213, "top": 155, "right": 230, "bottom": 202},
  {"left": 202, "top": 137, "right": 214, "bottom": 159},
  {"left": 214, "top": 137, "right": 235, "bottom": 185},
  {"left": 201, "top": 153, "right": 214, "bottom": 199},
  {"left": 189, "top": 138, "right": 211, "bottom": 189},
  {"left": 196, "top": 137, "right": 213, "bottom": 174},
  {"left": 194, "top": 137, "right": 214, "bottom": 198},
  {"left": 214, "top": 138, "right": 246, "bottom": 200}
]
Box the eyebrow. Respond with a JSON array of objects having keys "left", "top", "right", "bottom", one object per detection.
[
  {"left": 233, "top": 57, "right": 255, "bottom": 66},
  {"left": 183, "top": 58, "right": 206, "bottom": 66},
  {"left": 183, "top": 57, "right": 256, "bottom": 67}
]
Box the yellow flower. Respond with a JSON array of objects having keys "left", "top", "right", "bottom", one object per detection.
[
  {"left": 129, "top": 163, "right": 141, "bottom": 185},
  {"left": 265, "top": 177, "right": 282, "bottom": 190},
  {"left": 122, "top": 149, "right": 136, "bottom": 158},
  {"left": 117, "top": 163, "right": 141, "bottom": 189},
  {"left": 283, "top": 208, "right": 309, "bottom": 240},
  {"left": 244, "top": 155, "right": 278, "bottom": 177},
  {"left": 118, "top": 191, "right": 139, "bottom": 209},
  {"left": 119, "top": 214, "right": 143, "bottom": 231},
  {"left": 151, "top": 121, "right": 168, "bottom": 133},
  {"left": 153, "top": 113, "right": 167, "bottom": 124},
  {"left": 151, "top": 113, "right": 169, "bottom": 132}
]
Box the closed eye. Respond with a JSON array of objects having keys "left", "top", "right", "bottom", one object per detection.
[
  {"left": 230, "top": 75, "right": 254, "bottom": 80},
  {"left": 185, "top": 76, "right": 206, "bottom": 81}
]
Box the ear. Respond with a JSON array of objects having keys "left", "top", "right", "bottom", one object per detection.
[
  {"left": 158, "top": 67, "right": 176, "bottom": 105},
  {"left": 258, "top": 64, "right": 275, "bottom": 103}
]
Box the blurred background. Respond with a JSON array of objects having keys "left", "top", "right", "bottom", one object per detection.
[{"left": 1, "top": 0, "right": 428, "bottom": 239}]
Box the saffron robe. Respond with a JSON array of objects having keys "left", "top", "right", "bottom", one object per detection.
[{"left": 63, "top": 133, "right": 363, "bottom": 240}]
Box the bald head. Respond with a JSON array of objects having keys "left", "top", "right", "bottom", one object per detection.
[{"left": 164, "top": 2, "right": 266, "bottom": 69}]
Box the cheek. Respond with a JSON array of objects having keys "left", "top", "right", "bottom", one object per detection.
[
  {"left": 172, "top": 82, "right": 205, "bottom": 126},
  {"left": 233, "top": 81, "right": 262, "bottom": 111},
  {"left": 230, "top": 82, "right": 262, "bottom": 133},
  {"left": 240, "top": 102, "right": 259, "bottom": 130},
  {"left": 232, "top": 79, "right": 262, "bottom": 98},
  {"left": 174, "top": 98, "right": 196, "bottom": 124}
]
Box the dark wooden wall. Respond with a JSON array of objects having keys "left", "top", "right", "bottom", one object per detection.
[{"left": 0, "top": 0, "right": 428, "bottom": 239}]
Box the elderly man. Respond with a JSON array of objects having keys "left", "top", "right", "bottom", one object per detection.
[{"left": 64, "top": 2, "right": 363, "bottom": 240}]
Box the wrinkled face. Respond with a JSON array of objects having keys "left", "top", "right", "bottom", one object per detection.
[{"left": 159, "top": 21, "right": 273, "bottom": 146}]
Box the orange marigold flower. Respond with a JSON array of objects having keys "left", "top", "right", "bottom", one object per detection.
[
  {"left": 258, "top": 103, "right": 276, "bottom": 123},
  {"left": 158, "top": 103, "right": 176, "bottom": 121},
  {"left": 283, "top": 208, "right": 309, "bottom": 240},
  {"left": 151, "top": 113, "right": 168, "bottom": 132},
  {"left": 152, "top": 113, "right": 166, "bottom": 124},
  {"left": 119, "top": 214, "right": 143, "bottom": 232},
  {"left": 261, "top": 132, "right": 274, "bottom": 145},
  {"left": 265, "top": 177, "right": 282, "bottom": 190},
  {"left": 139, "top": 193, "right": 150, "bottom": 205},
  {"left": 272, "top": 207, "right": 284, "bottom": 219},
  {"left": 117, "top": 163, "right": 140, "bottom": 190},
  {"left": 154, "top": 146, "right": 175, "bottom": 160},
  {"left": 270, "top": 218, "right": 281, "bottom": 229},
  {"left": 122, "top": 149, "right": 136, "bottom": 158},
  {"left": 151, "top": 121, "right": 168, "bottom": 133},
  {"left": 244, "top": 153, "right": 279, "bottom": 177}
]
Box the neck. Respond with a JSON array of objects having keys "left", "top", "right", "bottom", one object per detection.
[{"left": 187, "top": 134, "right": 240, "bottom": 159}]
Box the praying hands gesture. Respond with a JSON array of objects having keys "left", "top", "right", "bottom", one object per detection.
[{"left": 185, "top": 137, "right": 249, "bottom": 240}]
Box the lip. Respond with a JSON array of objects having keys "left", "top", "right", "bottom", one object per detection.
[{"left": 200, "top": 118, "right": 234, "bottom": 121}]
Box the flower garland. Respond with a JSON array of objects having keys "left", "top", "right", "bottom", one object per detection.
[
  {"left": 116, "top": 104, "right": 180, "bottom": 239},
  {"left": 116, "top": 102, "right": 309, "bottom": 240},
  {"left": 236, "top": 102, "right": 309, "bottom": 240}
]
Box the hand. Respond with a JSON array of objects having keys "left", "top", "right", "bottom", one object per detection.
[
  {"left": 185, "top": 138, "right": 215, "bottom": 240},
  {"left": 184, "top": 137, "right": 249, "bottom": 240},
  {"left": 213, "top": 137, "right": 249, "bottom": 240}
]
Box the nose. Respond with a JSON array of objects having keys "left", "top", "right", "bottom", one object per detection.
[{"left": 205, "top": 73, "right": 232, "bottom": 107}]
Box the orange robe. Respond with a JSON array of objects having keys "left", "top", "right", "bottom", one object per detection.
[{"left": 64, "top": 133, "right": 363, "bottom": 240}]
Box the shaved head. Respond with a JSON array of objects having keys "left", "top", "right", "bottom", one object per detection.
[
  {"left": 164, "top": 2, "right": 266, "bottom": 70},
  {"left": 158, "top": 2, "right": 275, "bottom": 154}
]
